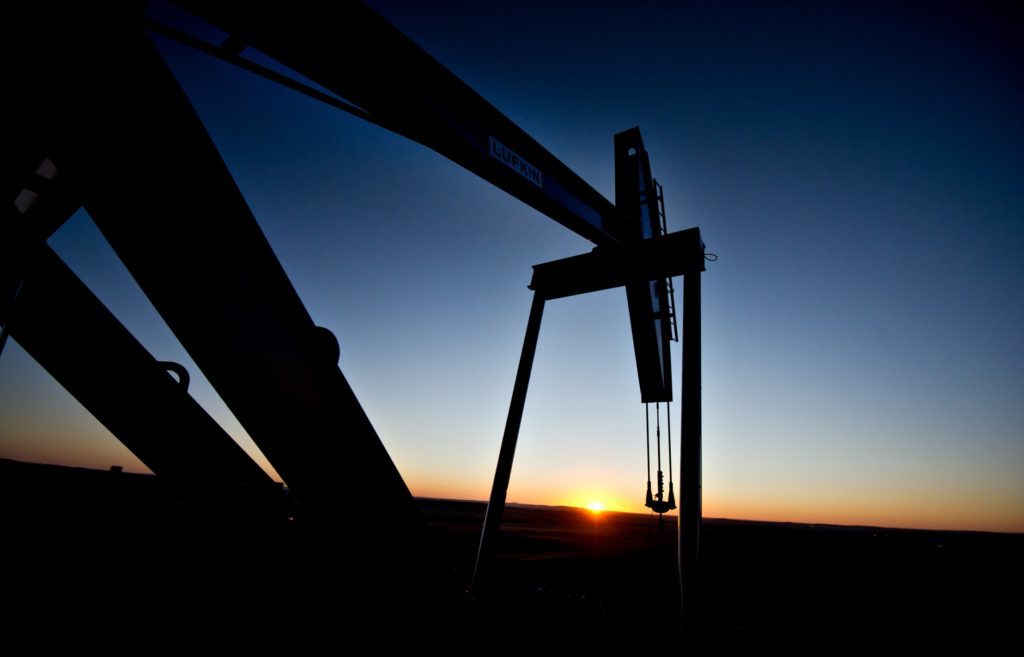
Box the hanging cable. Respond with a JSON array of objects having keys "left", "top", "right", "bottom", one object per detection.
[
  {"left": 656, "top": 402, "right": 662, "bottom": 473},
  {"left": 666, "top": 401, "right": 673, "bottom": 486},
  {"left": 644, "top": 404, "right": 653, "bottom": 508},
  {"left": 667, "top": 400, "right": 676, "bottom": 510},
  {"left": 656, "top": 402, "right": 664, "bottom": 510},
  {"left": 655, "top": 403, "right": 666, "bottom": 529},
  {"left": 645, "top": 403, "right": 651, "bottom": 484}
]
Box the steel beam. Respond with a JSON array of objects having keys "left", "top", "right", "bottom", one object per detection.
[
  {"left": 9, "top": 246, "right": 275, "bottom": 494},
  {"left": 679, "top": 271, "right": 702, "bottom": 631},
  {"left": 49, "top": 22, "right": 423, "bottom": 546},
  {"left": 529, "top": 228, "right": 705, "bottom": 300},
  {"left": 472, "top": 292, "right": 545, "bottom": 599},
  {"left": 159, "top": 0, "right": 681, "bottom": 412},
  {"left": 8, "top": 5, "right": 468, "bottom": 620},
  {"left": 169, "top": 0, "right": 633, "bottom": 246},
  {"left": 615, "top": 128, "right": 675, "bottom": 403}
]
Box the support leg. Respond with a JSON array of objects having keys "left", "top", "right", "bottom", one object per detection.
[
  {"left": 471, "top": 292, "right": 545, "bottom": 599},
  {"left": 679, "top": 272, "right": 702, "bottom": 630}
]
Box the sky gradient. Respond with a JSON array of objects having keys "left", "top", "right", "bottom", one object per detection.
[{"left": 2, "top": 0, "right": 1022, "bottom": 532}]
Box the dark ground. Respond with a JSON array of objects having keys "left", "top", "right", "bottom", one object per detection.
[
  {"left": 421, "top": 498, "right": 1023, "bottom": 647},
  {"left": 2, "top": 458, "right": 1020, "bottom": 647}
]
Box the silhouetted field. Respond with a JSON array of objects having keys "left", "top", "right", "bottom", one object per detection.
[
  {"left": 2, "top": 458, "right": 1019, "bottom": 646},
  {"left": 420, "top": 498, "right": 1022, "bottom": 646}
]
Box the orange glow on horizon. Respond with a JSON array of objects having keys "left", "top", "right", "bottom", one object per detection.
[
  {"left": 406, "top": 478, "right": 1024, "bottom": 533},
  {"left": 587, "top": 501, "right": 605, "bottom": 514}
]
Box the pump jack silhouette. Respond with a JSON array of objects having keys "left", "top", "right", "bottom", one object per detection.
[{"left": 3, "top": 0, "right": 708, "bottom": 634}]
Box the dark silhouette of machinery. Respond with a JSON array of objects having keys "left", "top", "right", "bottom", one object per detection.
[{"left": 3, "top": 0, "right": 708, "bottom": 634}]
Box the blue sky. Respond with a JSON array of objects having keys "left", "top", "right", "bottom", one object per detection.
[{"left": 2, "top": 0, "right": 1021, "bottom": 531}]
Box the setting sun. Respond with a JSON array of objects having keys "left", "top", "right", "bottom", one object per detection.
[{"left": 587, "top": 501, "right": 605, "bottom": 514}]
